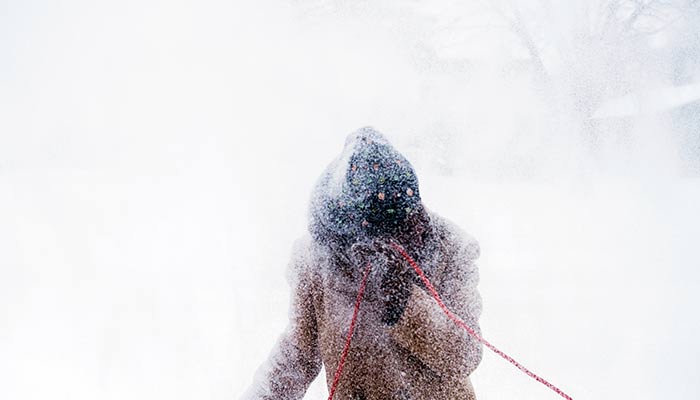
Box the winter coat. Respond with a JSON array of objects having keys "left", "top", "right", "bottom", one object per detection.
[
  {"left": 243, "top": 127, "right": 483, "bottom": 399},
  {"left": 244, "top": 213, "right": 482, "bottom": 399}
]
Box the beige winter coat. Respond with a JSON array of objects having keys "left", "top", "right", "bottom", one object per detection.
[{"left": 245, "top": 213, "right": 482, "bottom": 399}]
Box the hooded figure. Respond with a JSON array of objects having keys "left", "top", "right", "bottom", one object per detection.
[{"left": 243, "top": 127, "right": 483, "bottom": 399}]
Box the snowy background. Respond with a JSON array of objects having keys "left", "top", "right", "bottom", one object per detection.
[{"left": 2, "top": 1, "right": 700, "bottom": 399}]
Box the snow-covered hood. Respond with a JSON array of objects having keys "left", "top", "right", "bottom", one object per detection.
[{"left": 308, "top": 127, "right": 422, "bottom": 244}]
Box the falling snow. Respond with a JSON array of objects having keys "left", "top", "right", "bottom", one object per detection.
[{"left": 2, "top": 1, "right": 700, "bottom": 400}]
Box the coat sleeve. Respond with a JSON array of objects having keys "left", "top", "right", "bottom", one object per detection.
[
  {"left": 242, "top": 240, "right": 322, "bottom": 400},
  {"left": 389, "top": 226, "right": 483, "bottom": 381}
]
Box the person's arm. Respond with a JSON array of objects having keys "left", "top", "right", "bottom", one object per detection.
[
  {"left": 389, "top": 227, "right": 483, "bottom": 381},
  {"left": 242, "top": 240, "right": 322, "bottom": 400}
]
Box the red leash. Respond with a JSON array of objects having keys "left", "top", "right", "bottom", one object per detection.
[
  {"left": 327, "top": 245, "right": 573, "bottom": 400},
  {"left": 390, "top": 242, "right": 573, "bottom": 400},
  {"left": 326, "top": 262, "right": 372, "bottom": 400}
]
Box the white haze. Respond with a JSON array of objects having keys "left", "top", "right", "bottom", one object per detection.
[{"left": 1, "top": 1, "right": 699, "bottom": 399}]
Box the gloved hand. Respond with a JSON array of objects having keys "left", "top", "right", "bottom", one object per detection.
[{"left": 351, "top": 239, "right": 414, "bottom": 326}]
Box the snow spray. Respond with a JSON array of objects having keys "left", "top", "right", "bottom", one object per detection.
[{"left": 327, "top": 243, "right": 573, "bottom": 400}]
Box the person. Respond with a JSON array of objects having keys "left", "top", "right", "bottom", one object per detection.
[{"left": 242, "top": 127, "right": 483, "bottom": 399}]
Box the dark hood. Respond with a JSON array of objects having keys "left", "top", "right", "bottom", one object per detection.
[{"left": 309, "top": 127, "right": 422, "bottom": 245}]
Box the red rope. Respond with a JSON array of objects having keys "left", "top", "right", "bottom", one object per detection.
[
  {"left": 327, "top": 244, "right": 573, "bottom": 400},
  {"left": 390, "top": 242, "right": 574, "bottom": 400},
  {"left": 327, "top": 262, "right": 372, "bottom": 400}
]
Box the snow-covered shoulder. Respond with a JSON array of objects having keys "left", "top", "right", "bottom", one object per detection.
[
  {"left": 430, "top": 212, "right": 481, "bottom": 263},
  {"left": 284, "top": 234, "right": 317, "bottom": 286}
]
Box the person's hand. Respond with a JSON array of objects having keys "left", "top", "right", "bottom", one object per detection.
[
  {"left": 371, "top": 239, "right": 414, "bottom": 326},
  {"left": 350, "top": 239, "right": 415, "bottom": 325}
]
